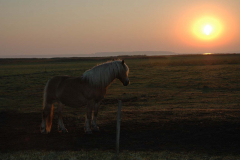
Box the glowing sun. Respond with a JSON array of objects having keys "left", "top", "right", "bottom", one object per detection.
[
  {"left": 203, "top": 24, "right": 212, "bottom": 35},
  {"left": 175, "top": 4, "right": 238, "bottom": 47},
  {"left": 191, "top": 16, "right": 223, "bottom": 41}
]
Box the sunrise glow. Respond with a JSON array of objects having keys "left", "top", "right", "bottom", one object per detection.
[
  {"left": 192, "top": 16, "right": 223, "bottom": 41},
  {"left": 172, "top": 1, "right": 240, "bottom": 52}
]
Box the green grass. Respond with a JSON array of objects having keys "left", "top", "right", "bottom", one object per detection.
[{"left": 1, "top": 54, "right": 240, "bottom": 159}]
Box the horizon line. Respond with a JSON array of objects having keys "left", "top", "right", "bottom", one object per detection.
[{"left": 1, "top": 51, "right": 240, "bottom": 59}]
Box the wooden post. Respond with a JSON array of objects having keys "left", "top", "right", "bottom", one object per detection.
[{"left": 116, "top": 100, "right": 122, "bottom": 157}]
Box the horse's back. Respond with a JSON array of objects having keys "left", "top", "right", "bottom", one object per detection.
[
  {"left": 48, "top": 76, "right": 89, "bottom": 107},
  {"left": 45, "top": 76, "right": 73, "bottom": 103},
  {"left": 45, "top": 75, "right": 106, "bottom": 107}
]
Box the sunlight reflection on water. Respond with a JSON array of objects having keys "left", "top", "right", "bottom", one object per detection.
[{"left": 203, "top": 53, "right": 213, "bottom": 55}]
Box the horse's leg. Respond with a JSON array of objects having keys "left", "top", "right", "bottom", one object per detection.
[
  {"left": 85, "top": 100, "right": 94, "bottom": 134},
  {"left": 92, "top": 102, "right": 100, "bottom": 132},
  {"left": 41, "top": 103, "right": 54, "bottom": 134},
  {"left": 57, "top": 102, "right": 68, "bottom": 133}
]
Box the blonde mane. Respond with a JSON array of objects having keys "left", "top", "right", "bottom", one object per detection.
[{"left": 82, "top": 60, "right": 129, "bottom": 88}]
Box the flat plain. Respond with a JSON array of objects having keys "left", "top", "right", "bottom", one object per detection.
[{"left": 0, "top": 54, "right": 240, "bottom": 159}]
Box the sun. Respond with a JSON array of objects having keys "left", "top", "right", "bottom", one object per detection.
[
  {"left": 203, "top": 24, "right": 212, "bottom": 35},
  {"left": 175, "top": 4, "right": 238, "bottom": 47},
  {"left": 191, "top": 16, "right": 223, "bottom": 41}
]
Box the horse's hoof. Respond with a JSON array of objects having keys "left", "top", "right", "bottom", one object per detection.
[
  {"left": 92, "top": 127, "right": 100, "bottom": 132},
  {"left": 85, "top": 130, "right": 93, "bottom": 134},
  {"left": 58, "top": 128, "right": 68, "bottom": 133},
  {"left": 41, "top": 128, "right": 47, "bottom": 134},
  {"left": 62, "top": 129, "right": 68, "bottom": 133}
]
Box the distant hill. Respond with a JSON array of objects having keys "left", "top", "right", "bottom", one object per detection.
[
  {"left": 1, "top": 51, "right": 176, "bottom": 58},
  {"left": 2, "top": 51, "right": 240, "bottom": 58},
  {"left": 94, "top": 51, "right": 176, "bottom": 57}
]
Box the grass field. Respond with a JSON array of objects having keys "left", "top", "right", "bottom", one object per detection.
[{"left": 0, "top": 54, "right": 240, "bottom": 159}]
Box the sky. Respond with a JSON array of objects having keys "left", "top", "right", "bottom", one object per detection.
[{"left": 1, "top": 0, "right": 240, "bottom": 57}]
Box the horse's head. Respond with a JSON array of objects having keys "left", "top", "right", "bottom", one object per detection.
[{"left": 117, "top": 60, "right": 130, "bottom": 86}]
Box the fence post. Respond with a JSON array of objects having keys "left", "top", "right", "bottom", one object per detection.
[{"left": 116, "top": 100, "right": 122, "bottom": 157}]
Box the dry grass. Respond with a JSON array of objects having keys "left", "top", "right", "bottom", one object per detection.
[
  {"left": 1, "top": 54, "right": 240, "bottom": 159},
  {"left": 1, "top": 150, "right": 240, "bottom": 160}
]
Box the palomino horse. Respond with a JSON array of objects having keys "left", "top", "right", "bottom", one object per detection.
[{"left": 41, "top": 60, "right": 129, "bottom": 134}]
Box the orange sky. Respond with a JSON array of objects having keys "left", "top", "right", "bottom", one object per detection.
[
  {"left": 0, "top": 0, "right": 240, "bottom": 57},
  {"left": 175, "top": 3, "right": 239, "bottom": 52}
]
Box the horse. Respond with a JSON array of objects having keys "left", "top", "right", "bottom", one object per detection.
[{"left": 41, "top": 60, "right": 129, "bottom": 134}]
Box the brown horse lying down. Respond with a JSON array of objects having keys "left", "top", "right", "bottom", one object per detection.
[{"left": 41, "top": 60, "right": 130, "bottom": 134}]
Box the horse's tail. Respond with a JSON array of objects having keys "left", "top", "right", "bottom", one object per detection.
[
  {"left": 45, "top": 104, "right": 54, "bottom": 133},
  {"left": 42, "top": 80, "right": 54, "bottom": 133}
]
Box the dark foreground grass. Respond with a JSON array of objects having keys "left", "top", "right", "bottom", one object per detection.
[
  {"left": 1, "top": 150, "right": 240, "bottom": 160},
  {"left": 0, "top": 54, "right": 240, "bottom": 159}
]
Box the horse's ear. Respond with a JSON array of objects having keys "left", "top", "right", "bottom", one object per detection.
[{"left": 122, "top": 60, "right": 125, "bottom": 65}]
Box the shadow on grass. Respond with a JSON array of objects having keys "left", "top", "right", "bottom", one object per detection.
[{"left": 0, "top": 110, "right": 239, "bottom": 156}]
